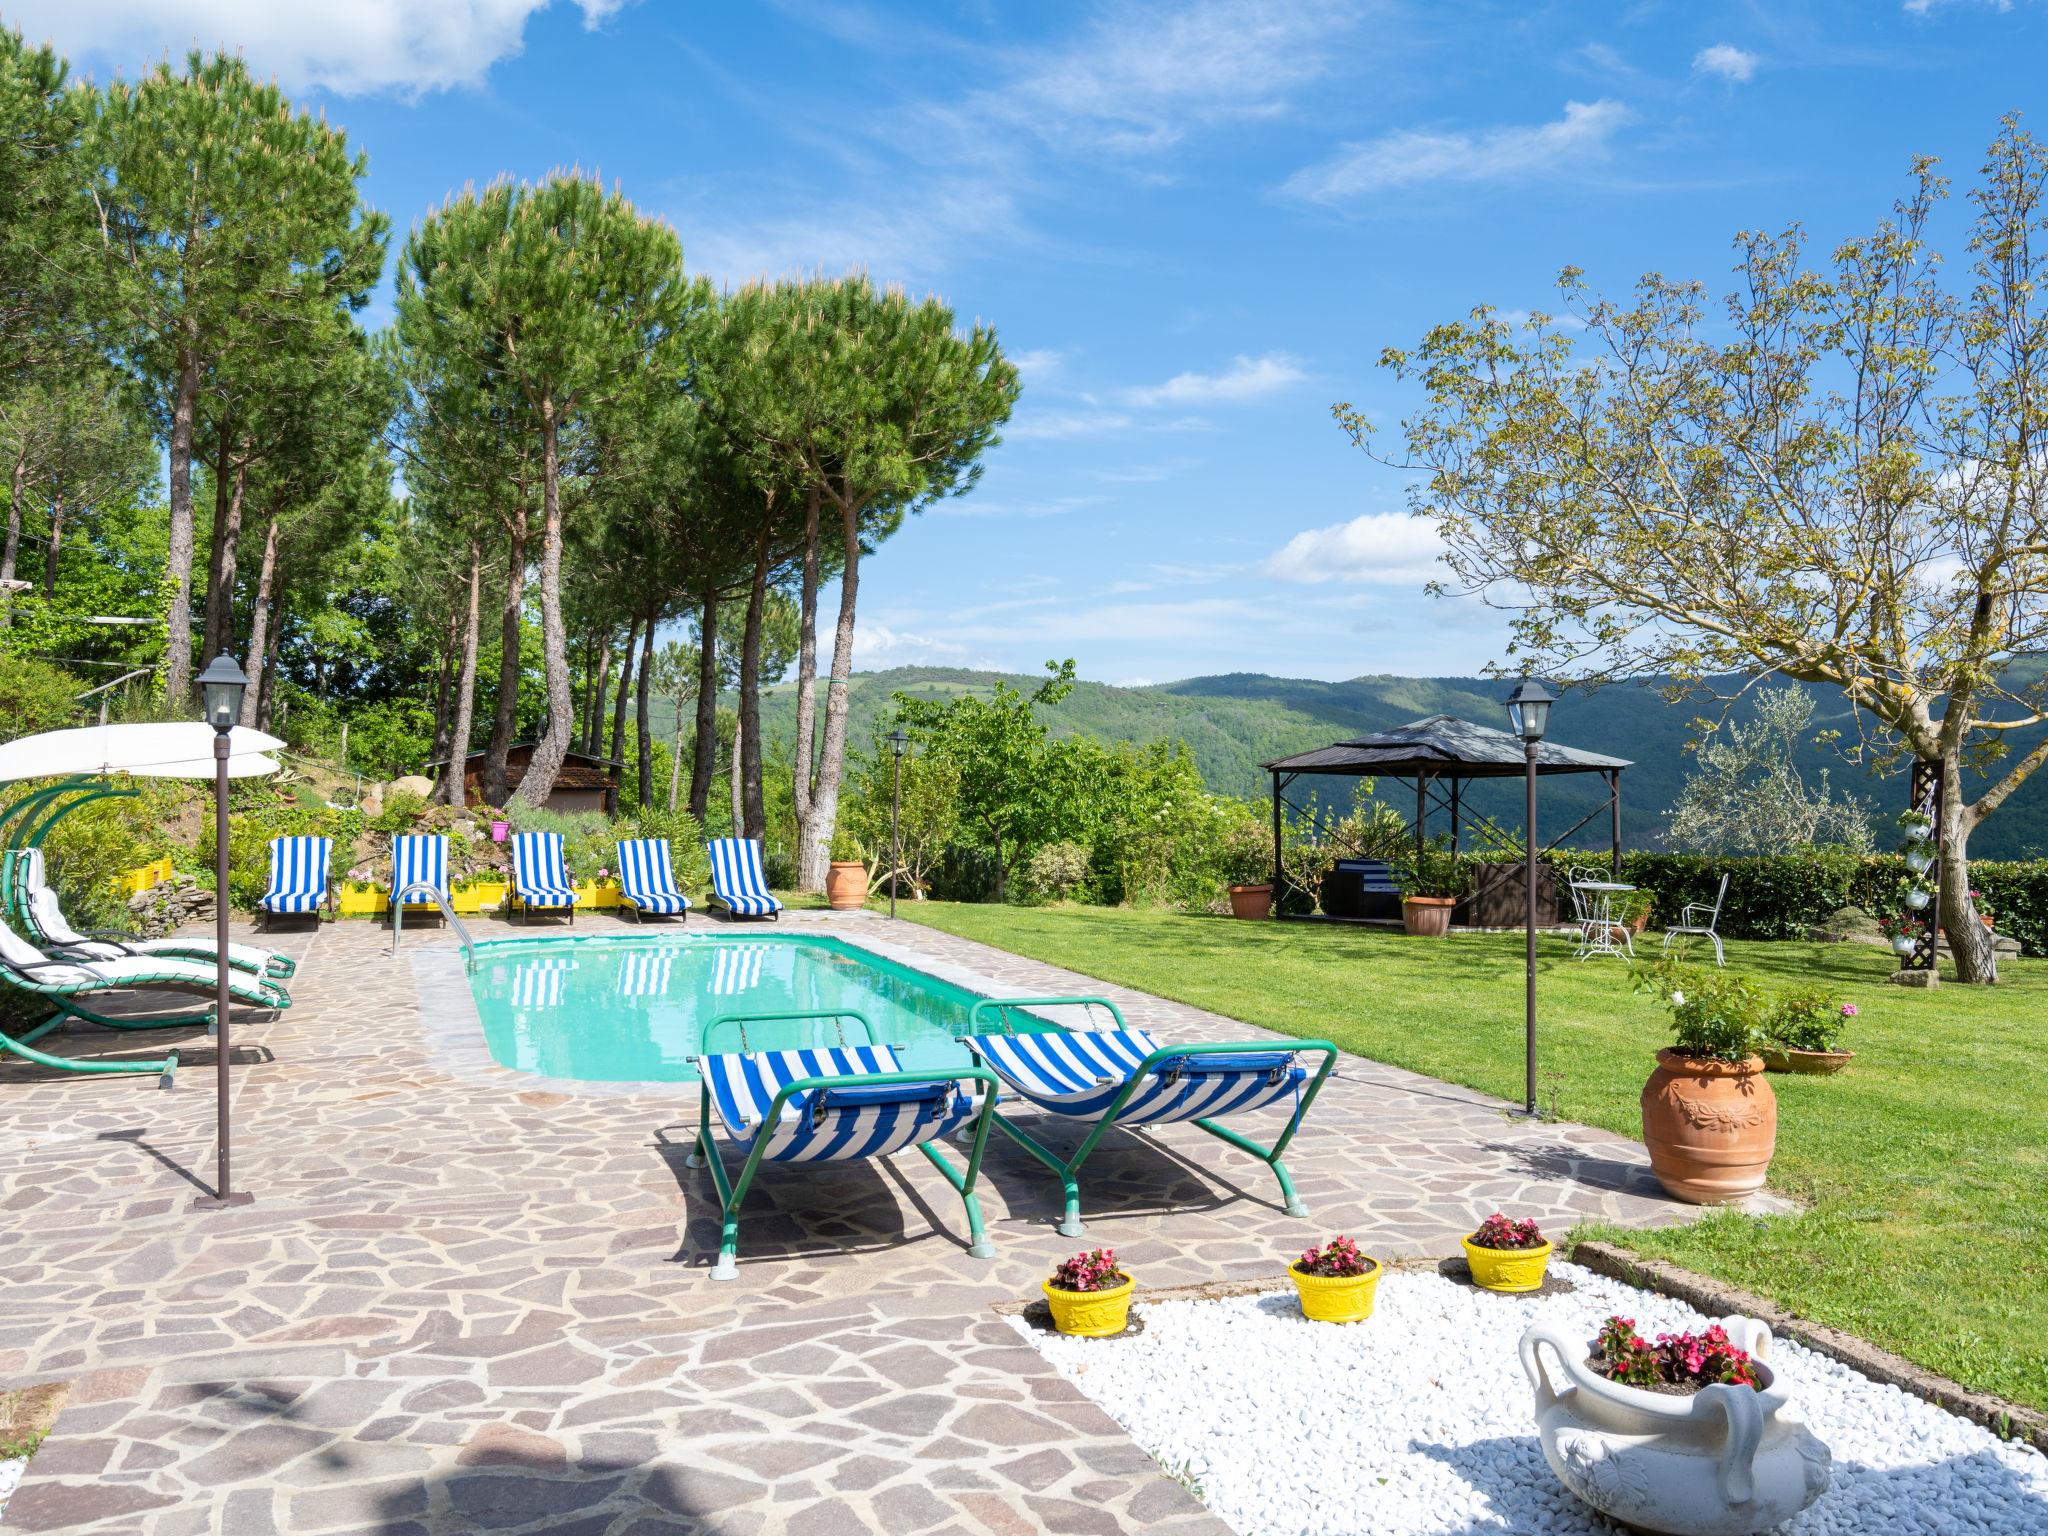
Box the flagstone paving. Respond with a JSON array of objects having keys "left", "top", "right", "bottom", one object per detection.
[{"left": 0, "top": 906, "right": 1692, "bottom": 1533}]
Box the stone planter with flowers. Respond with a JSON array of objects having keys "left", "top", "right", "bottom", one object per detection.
[
  {"left": 1042, "top": 1247, "right": 1135, "bottom": 1337},
  {"left": 1461, "top": 1212, "right": 1552, "bottom": 1292},
  {"left": 1286, "top": 1235, "right": 1382, "bottom": 1322},
  {"left": 1634, "top": 960, "right": 1776, "bottom": 1205},
  {"left": 1760, "top": 988, "right": 1857, "bottom": 1075}
]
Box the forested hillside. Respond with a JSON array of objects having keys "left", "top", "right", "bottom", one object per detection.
[{"left": 706, "top": 667, "right": 2048, "bottom": 860}]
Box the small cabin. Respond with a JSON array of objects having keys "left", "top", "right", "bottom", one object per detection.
[{"left": 431, "top": 743, "right": 621, "bottom": 815}]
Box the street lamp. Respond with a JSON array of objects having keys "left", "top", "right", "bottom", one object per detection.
[
  {"left": 194, "top": 653, "right": 252, "bottom": 1210},
  {"left": 1505, "top": 678, "right": 1555, "bottom": 1118},
  {"left": 887, "top": 729, "right": 910, "bottom": 919}
]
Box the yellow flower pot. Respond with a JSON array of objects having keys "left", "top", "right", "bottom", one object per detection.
[
  {"left": 467, "top": 880, "right": 508, "bottom": 912},
  {"left": 451, "top": 887, "right": 485, "bottom": 915},
  {"left": 336, "top": 887, "right": 387, "bottom": 917},
  {"left": 1042, "top": 1274, "right": 1136, "bottom": 1337},
  {"left": 574, "top": 879, "right": 623, "bottom": 909},
  {"left": 1462, "top": 1237, "right": 1553, "bottom": 1293},
  {"left": 1287, "top": 1258, "right": 1383, "bottom": 1323}
]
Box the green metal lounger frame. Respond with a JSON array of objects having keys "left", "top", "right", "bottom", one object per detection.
[
  {"left": 962, "top": 996, "right": 1338, "bottom": 1238},
  {"left": 686, "top": 1008, "right": 1001, "bottom": 1280}
]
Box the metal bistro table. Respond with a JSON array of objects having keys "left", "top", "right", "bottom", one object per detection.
[{"left": 1571, "top": 879, "right": 1639, "bottom": 960}]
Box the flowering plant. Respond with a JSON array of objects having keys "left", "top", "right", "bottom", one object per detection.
[
  {"left": 1766, "top": 988, "right": 1854, "bottom": 1053},
  {"left": 1469, "top": 1212, "right": 1546, "bottom": 1251},
  {"left": 1595, "top": 1316, "right": 1761, "bottom": 1392},
  {"left": 1049, "top": 1248, "right": 1125, "bottom": 1293},
  {"left": 1295, "top": 1235, "right": 1374, "bottom": 1278}
]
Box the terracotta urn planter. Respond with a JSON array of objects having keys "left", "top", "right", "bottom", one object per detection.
[
  {"left": 1226, "top": 883, "right": 1272, "bottom": 920},
  {"left": 1640, "top": 1050, "right": 1776, "bottom": 1204},
  {"left": 1401, "top": 895, "right": 1455, "bottom": 937},
  {"left": 1760, "top": 1047, "right": 1853, "bottom": 1076},
  {"left": 824, "top": 861, "right": 869, "bottom": 911}
]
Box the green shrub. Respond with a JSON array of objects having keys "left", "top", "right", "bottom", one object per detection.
[
  {"left": 620, "top": 805, "right": 711, "bottom": 892},
  {"left": 1646, "top": 962, "right": 1768, "bottom": 1062},
  {"left": 0, "top": 657, "right": 88, "bottom": 734},
  {"left": 1020, "top": 841, "right": 1091, "bottom": 904},
  {"left": 369, "top": 791, "right": 431, "bottom": 834},
  {"left": 1767, "top": 987, "right": 1854, "bottom": 1052},
  {"left": 1393, "top": 837, "right": 1468, "bottom": 899},
  {"left": 502, "top": 802, "right": 613, "bottom": 880}
]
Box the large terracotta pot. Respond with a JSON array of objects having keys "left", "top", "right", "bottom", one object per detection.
[
  {"left": 825, "top": 861, "right": 870, "bottom": 911},
  {"left": 1522, "top": 1316, "right": 1830, "bottom": 1535},
  {"left": 1401, "top": 895, "right": 1455, "bottom": 936},
  {"left": 1641, "top": 1050, "right": 1776, "bottom": 1204},
  {"left": 1226, "top": 883, "right": 1272, "bottom": 920}
]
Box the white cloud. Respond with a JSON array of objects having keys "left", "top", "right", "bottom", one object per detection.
[
  {"left": 932, "top": 493, "right": 1103, "bottom": 519},
  {"left": 1692, "top": 44, "right": 1758, "bottom": 83},
  {"left": 1903, "top": 0, "right": 2011, "bottom": 14},
  {"left": 1004, "top": 409, "right": 1136, "bottom": 442},
  {"left": 10, "top": 0, "right": 633, "bottom": 96},
  {"left": 684, "top": 180, "right": 1020, "bottom": 289},
  {"left": 928, "top": 0, "right": 1360, "bottom": 163},
  {"left": 1123, "top": 352, "right": 1306, "bottom": 407},
  {"left": 1264, "top": 512, "right": 1447, "bottom": 584},
  {"left": 1012, "top": 348, "right": 1065, "bottom": 380},
  {"left": 853, "top": 622, "right": 983, "bottom": 671},
  {"left": 1281, "top": 99, "right": 1632, "bottom": 203}
]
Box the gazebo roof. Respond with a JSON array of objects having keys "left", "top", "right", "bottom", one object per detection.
[{"left": 1262, "top": 714, "right": 1630, "bottom": 780}]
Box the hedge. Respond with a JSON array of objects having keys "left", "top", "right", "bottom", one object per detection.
[{"left": 1583, "top": 851, "right": 2048, "bottom": 957}]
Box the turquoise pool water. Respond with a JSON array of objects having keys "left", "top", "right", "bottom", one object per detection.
[{"left": 467, "top": 933, "right": 1003, "bottom": 1083}]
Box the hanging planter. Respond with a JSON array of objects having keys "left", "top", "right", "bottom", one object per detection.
[
  {"left": 1903, "top": 887, "right": 1931, "bottom": 911},
  {"left": 1903, "top": 846, "right": 1933, "bottom": 875},
  {"left": 1890, "top": 932, "right": 1917, "bottom": 956}
]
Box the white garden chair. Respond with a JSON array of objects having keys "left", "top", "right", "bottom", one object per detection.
[{"left": 1662, "top": 873, "right": 1729, "bottom": 966}]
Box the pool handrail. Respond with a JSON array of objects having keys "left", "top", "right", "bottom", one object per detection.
[
  {"left": 390, "top": 881, "right": 477, "bottom": 970},
  {"left": 966, "top": 995, "right": 1126, "bottom": 1036},
  {"left": 703, "top": 1007, "right": 878, "bottom": 1055}
]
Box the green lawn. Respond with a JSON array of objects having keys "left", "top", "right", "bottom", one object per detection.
[{"left": 896, "top": 901, "right": 2048, "bottom": 1414}]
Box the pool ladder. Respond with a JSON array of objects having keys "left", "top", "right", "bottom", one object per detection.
[{"left": 390, "top": 881, "right": 478, "bottom": 970}]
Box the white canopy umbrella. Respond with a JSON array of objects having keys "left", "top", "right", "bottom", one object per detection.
[{"left": 0, "top": 723, "right": 284, "bottom": 784}]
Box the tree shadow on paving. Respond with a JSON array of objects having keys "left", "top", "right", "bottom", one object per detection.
[
  {"left": 372, "top": 1454, "right": 756, "bottom": 1536},
  {"left": 1477, "top": 1139, "right": 1668, "bottom": 1201},
  {"left": 1409, "top": 1436, "right": 2048, "bottom": 1535}
]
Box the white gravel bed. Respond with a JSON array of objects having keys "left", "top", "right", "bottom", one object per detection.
[
  {"left": 1013, "top": 1262, "right": 2048, "bottom": 1536},
  {"left": 0, "top": 1456, "right": 22, "bottom": 1516}
]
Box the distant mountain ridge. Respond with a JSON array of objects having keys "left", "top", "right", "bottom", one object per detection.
[{"left": 710, "top": 666, "right": 2048, "bottom": 860}]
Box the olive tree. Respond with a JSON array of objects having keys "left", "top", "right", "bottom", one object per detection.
[{"left": 1348, "top": 121, "right": 2048, "bottom": 983}]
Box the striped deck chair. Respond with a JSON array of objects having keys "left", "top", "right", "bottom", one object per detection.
[
  {"left": 706, "top": 838, "right": 782, "bottom": 920},
  {"left": 616, "top": 838, "right": 690, "bottom": 922},
  {"left": 962, "top": 996, "right": 1338, "bottom": 1238},
  {"left": 687, "top": 1008, "right": 1000, "bottom": 1280},
  {"left": 616, "top": 947, "right": 673, "bottom": 998},
  {"left": 508, "top": 955, "right": 575, "bottom": 1009},
  {"left": 257, "top": 836, "right": 332, "bottom": 930},
  {"left": 709, "top": 942, "right": 768, "bottom": 996},
  {"left": 0, "top": 911, "right": 291, "bottom": 1087},
  {"left": 12, "top": 849, "right": 294, "bottom": 979},
  {"left": 389, "top": 834, "right": 451, "bottom": 920},
  {"left": 509, "top": 832, "right": 578, "bottom": 925}
]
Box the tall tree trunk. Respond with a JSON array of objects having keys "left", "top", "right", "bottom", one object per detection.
[
  {"left": 609, "top": 616, "right": 638, "bottom": 762},
  {"left": 687, "top": 590, "right": 720, "bottom": 820},
  {"left": 518, "top": 405, "right": 574, "bottom": 808},
  {"left": 668, "top": 687, "right": 687, "bottom": 812},
  {"left": 729, "top": 715, "right": 745, "bottom": 839},
  {"left": 482, "top": 509, "right": 528, "bottom": 804},
  {"left": 636, "top": 603, "right": 655, "bottom": 809},
  {"left": 238, "top": 510, "right": 280, "bottom": 728},
  {"left": 441, "top": 539, "right": 483, "bottom": 807},
  {"left": 584, "top": 626, "right": 610, "bottom": 754},
  {"left": 739, "top": 525, "right": 772, "bottom": 842},
  {"left": 163, "top": 341, "right": 199, "bottom": 701},
  {"left": 254, "top": 577, "right": 284, "bottom": 730},
  {"left": 40, "top": 489, "right": 62, "bottom": 597},
  {"left": 1939, "top": 750, "right": 1997, "bottom": 983},
  {"left": 202, "top": 428, "right": 245, "bottom": 663},
  {"left": 790, "top": 486, "right": 823, "bottom": 871},
  {"left": 799, "top": 495, "right": 863, "bottom": 889},
  {"left": 0, "top": 446, "right": 25, "bottom": 589}
]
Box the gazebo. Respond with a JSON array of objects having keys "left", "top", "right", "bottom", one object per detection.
[{"left": 1261, "top": 714, "right": 1632, "bottom": 923}]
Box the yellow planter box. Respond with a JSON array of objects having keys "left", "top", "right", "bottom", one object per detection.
[
  {"left": 464, "top": 880, "right": 509, "bottom": 912},
  {"left": 1461, "top": 1237, "right": 1552, "bottom": 1294},
  {"left": 112, "top": 857, "right": 174, "bottom": 896},
  {"left": 336, "top": 888, "right": 388, "bottom": 917},
  {"left": 1288, "top": 1258, "right": 1384, "bottom": 1323},
  {"left": 1042, "top": 1274, "right": 1136, "bottom": 1337},
  {"left": 574, "top": 879, "right": 623, "bottom": 909}
]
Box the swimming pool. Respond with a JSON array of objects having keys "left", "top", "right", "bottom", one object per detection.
[{"left": 467, "top": 933, "right": 1014, "bottom": 1083}]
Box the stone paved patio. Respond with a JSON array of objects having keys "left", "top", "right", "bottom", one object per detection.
[{"left": 0, "top": 907, "right": 1691, "bottom": 1534}]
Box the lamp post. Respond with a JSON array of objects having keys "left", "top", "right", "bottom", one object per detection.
[
  {"left": 887, "top": 728, "right": 909, "bottom": 919},
  {"left": 194, "top": 653, "right": 252, "bottom": 1210},
  {"left": 1505, "top": 678, "right": 1554, "bottom": 1118}
]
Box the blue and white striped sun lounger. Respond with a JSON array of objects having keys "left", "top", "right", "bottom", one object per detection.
[
  {"left": 710, "top": 943, "right": 767, "bottom": 996},
  {"left": 390, "top": 834, "right": 450, "bottom": 916},
  {"left": 13, "top": 848, "right": 293, "bottom": 979},
  {"left": 510, "top": 832, "right": 578, "bottom": 925},
  {"left": 687, "top": 1008, "right": 1000, "bottom": 1279},
  {"left": 616, "top": 947, "right": 673, "bottom": 998},
  {"left": 962, "top": 996, "right": 1338, "bottom": 1238},
  {"left": 257, "top": 836, "right": 331, "bottom": 929},
  {"left": 706, "top": 838, "right": 782, "bottom": 920},
  {"left": 616, "top": 838, "right": 690, "bottom": 921}
]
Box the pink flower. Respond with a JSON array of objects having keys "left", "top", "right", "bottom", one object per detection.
[{"left": 1841, "top": 1003, "right": 1858, "bottom": 1017}]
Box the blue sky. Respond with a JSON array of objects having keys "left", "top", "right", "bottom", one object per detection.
[{"left": 15, "top": 0, "right": 2047, "bottom": 684}]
